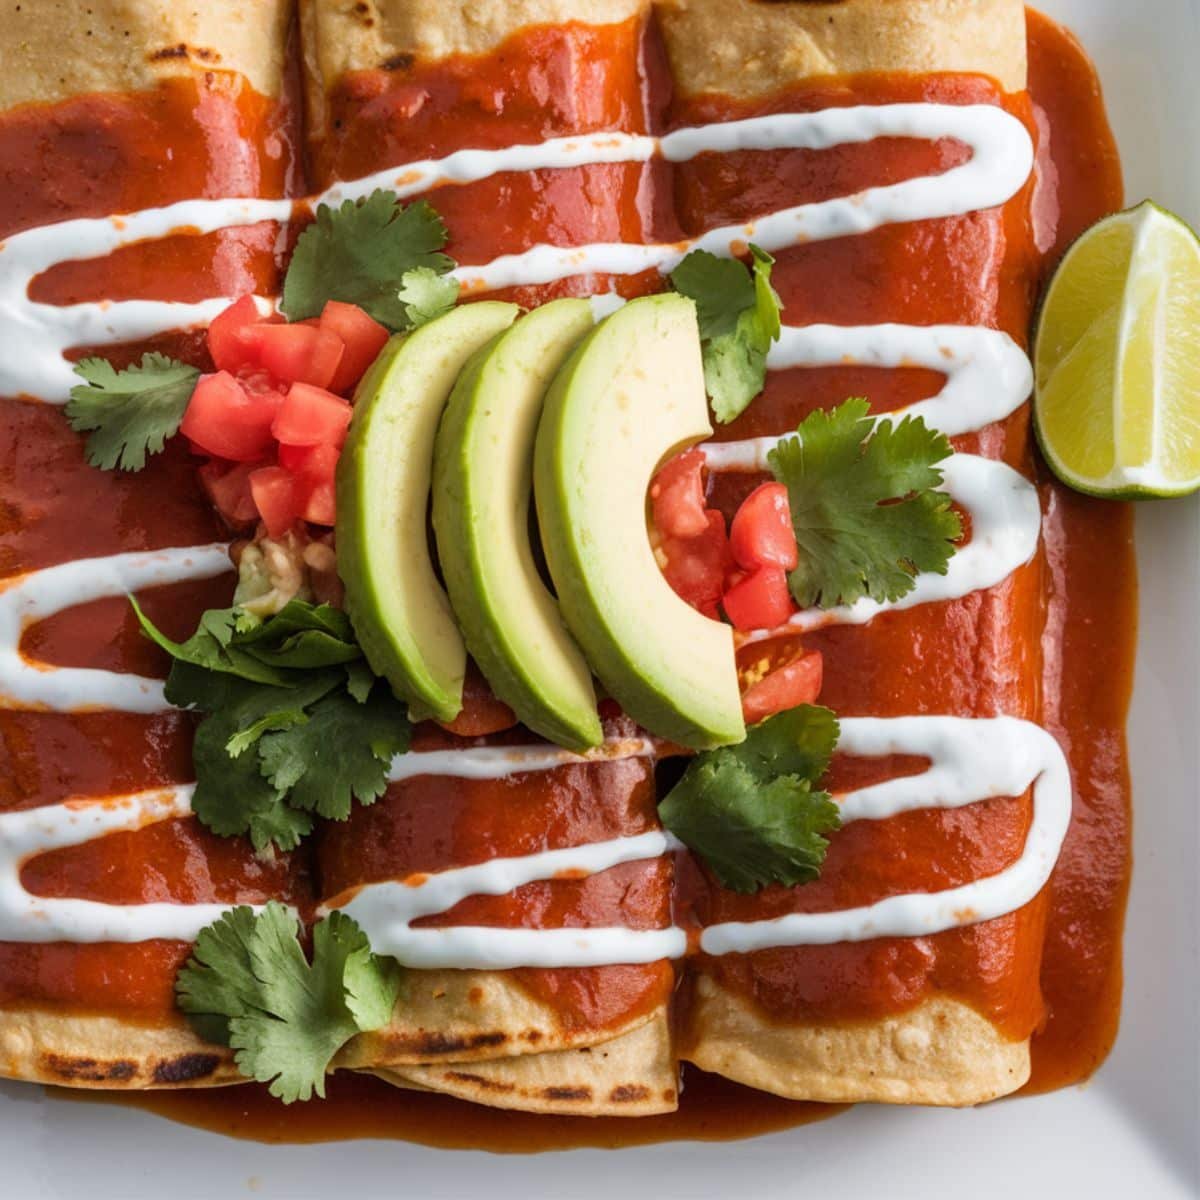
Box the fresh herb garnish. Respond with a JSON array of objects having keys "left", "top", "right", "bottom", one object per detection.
[
  {"left": 177, "top": 903, "right": 402, "bottom": 1103},
  {"left": 670, "top": 244, "right": 782, "bottom": 423},
  {"left": 65, "top": 353, "right": 199, "bottom": 471},
  {"left": 396, "top": 265, "right": 461, "bottom": 328},
  {"left": 659, "top": 705, "right": 841, "bottom": 893},
  {"left": 135, "top": 599, "right": 411, "bottom": 852},
  {"left": 281, "top": 190, "right": 458, "bottom": 330},
  {"left": 768, "top": 398, "right": 962, "bottom": 610}
]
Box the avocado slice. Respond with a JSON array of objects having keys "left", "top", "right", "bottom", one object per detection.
[
  {"left": 533, "top": 293, "right": 746, "bottom": 750},
  {"left": 433, "top": 300, "right": 603, "bottom": 750},
  {"left": 337, "top": 301, "right": 519, "bottom": 722}
]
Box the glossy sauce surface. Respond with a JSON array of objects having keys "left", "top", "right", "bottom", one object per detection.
[
  {"left": 7, "top": 7, "right": 1134, "bottom": 1145},
  {"left": 0, "top": 74, "right": 309, "bottom": 1015}
]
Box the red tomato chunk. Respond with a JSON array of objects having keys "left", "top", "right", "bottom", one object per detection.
[
  {"left": 722, "top": 563, "right": 794, "bottom": 631},
  {"left": 730, "top": 482, "right": 798, "bottom": 571},
  {"left": 181, "top": 371, "right": 279, "bottom": 462},
  {"left": 741, "top": 650, "right": 824, "bottom": 724},
  {"left": 650, "top": 448, "right": 709, "bottom": 539}
]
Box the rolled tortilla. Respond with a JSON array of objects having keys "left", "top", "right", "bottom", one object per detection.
[
  {"left": 321, "top": 734, "right": 678, "bottom": 1116},
  {"left": 0, "top": 0, "right": 291, "bottom": 110},
  {"left": 660, "top": 0, "right": 1044, "bottom": 1106},
  {"left": 656, "top": 0, "right": 1026, "bottom": 98},
  {"left": 302, "top": 0, "right": 679, "bottom": 1115},
  {"left": 0, "top": 0, "right": 300, "bottom": 1089}
]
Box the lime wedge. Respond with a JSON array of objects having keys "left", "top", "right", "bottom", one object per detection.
[{"left": 1034, "top": 200, "right": 1200, "bottom": 498}]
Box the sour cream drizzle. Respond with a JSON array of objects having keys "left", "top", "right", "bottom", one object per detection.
[
  {"left": 0, "top": 100, "right": 1059, "bottom": 965},
  {"left": 0, "top": 103, "right": 1031, "bottom": 402},
  {"left": 0, "top": 785, "right": 249, "bottom": 943},
  {"left": 0, "top": 544, "right": 231, "bottom": 713},
  {"left": 0, "top": 718, "right": 1070, "bottom": 960}
]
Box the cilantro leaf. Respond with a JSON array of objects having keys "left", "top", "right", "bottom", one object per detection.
[
  {"left": 138, "top": 598, "right": 411, "bottom": 852},
  {"left": 232, "top": 600, "right": 362, "bottom": 670},
  {"left": 769, "top": 398, "right": 963, "bottom": 610},
  {"left": 177, "top": 903, "right": 403, "bottom": 1103},
  {"left": 66, "top": 353, "right": 199, "bottom": 471},
  {"left": 281, "top": 190, "right": 455, "bottom": 329},
  {"left": 397, "top": 266, "right": 460, "bottom": 328},
  {"left": 659, "top": 705, "right": 841, "bottom": 893},
  {"left": 670, "top": 245, "right": 782, "bottom": 423},
  {"left": 258, "top": 685, "right": 412, "bottom": 821},
  {"left": 190, "top": 706, "right": 315, "bottom": 853}
]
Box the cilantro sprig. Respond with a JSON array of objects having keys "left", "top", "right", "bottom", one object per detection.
[
  {"left": 135, "top": 599, "right": 411, "bottom": 852},
  {"left": 659, "top": 705, "right": 841, "bottom": 893},
  {"left": 769, "top": 398, "right": 963, "bottom": 610},
  {"left": 65, "top": 353, "right": 199, "bottom": 471},
  {"left": 177, "top": 903, "right": 402, "bottom": 1103},
  {"left": 281, "top": 190, "right": 460, "bottom": 330},
  {"left": 670, "top": 244, "right": 782, "bottom": 423}
]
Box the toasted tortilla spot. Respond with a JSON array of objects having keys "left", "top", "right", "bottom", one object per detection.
[
  {"left": 445, "top": 1070, "right": 515, "bottom": 1093},
  {"left": 609, "top": 1083, "right": 651, "bottom": 1103},
  {"left": 406, "top": 1029, "right": 508, "bottom": 1057},
  {"left": 43, "top": 1054, "right": 137, "bottom": 1083},
  {"left": 542, "top": 1085, "right": 591, "bottom": 1102},
  {"left": 152, "top": 1053, "right": 222, "bottom": 1085}
]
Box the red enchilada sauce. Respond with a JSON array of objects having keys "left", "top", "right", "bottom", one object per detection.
[{"left": 1, "top": 9, "right": 1133, "bottom": 1144}]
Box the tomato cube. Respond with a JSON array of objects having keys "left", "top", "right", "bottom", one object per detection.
[
  {"left": 650, "top": 448, "right": 709, "bottom": 539},
  {"left": 721, "top": 563, "right": 795, "bottom": 631},
  {"left": 659, "top": 508, "right": 733, "bottom": 619},
  {"left": 198, "top": 460, "right": 260, "bottom": 526},
  {"left": 249, "top": 323, "right": 345, "bottom": 389},
  {"left": 181, "top": 371, "right": 280, "bottom": 462},
  {"left": 741, "top": 650, "right": 824, "bottom": 724},
  {"left": 272, "top": 382, "right": 353, "bottom": 448},
  {"left": 282, "top": 442, "right": 340, "bottom": 526},
  {"left": 206, "top": 295, "right": 279, "bottom": 373},
  {"left": 320, "top": 301, "right": 390, "bottom": 394},
  {"left": 248, "top": 466, "right": 300, "bottom": 539},
  {"left": 730, "top": 482, "right": 799, "bottom": 571}
]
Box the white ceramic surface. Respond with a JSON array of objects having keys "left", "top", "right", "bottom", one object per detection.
[{"left": 3, "top": 3, "right": 1198, "bottom": 1196}]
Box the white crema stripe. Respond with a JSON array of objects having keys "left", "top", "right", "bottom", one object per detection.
[
  {"left": 700, "top": 323, "right": 1034, "bottom": 472},
  {"left": 701, "top": 717, "right": 1072, "bottom": 955},
  {"left": 0, "top": 738, "right": 659, "bottom": 944},
  {"left": 0, "top": 720, "right": 1068, "bottom": 954},
  {"left": 325, "top": 831, "right": 687, "bottom": 970},
  {"left": 0, "top": 786, "right": 255, "bottom": 943},
  {"left": 0, "top": 103, "right": 1032, "bottom": 403},
  {"left": 0, "top": 545, "right": 232, "bottom": 713}
]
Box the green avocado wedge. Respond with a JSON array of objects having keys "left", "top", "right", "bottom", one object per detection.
[
  {"left": 533, "top": 294, "right": 745, "bottom": 750},
  {"left": 432, "top": 300, "right": 603, "bottom": 750},
  {"left": 337, "top": 301, "right": 519, "bottom": 722}
]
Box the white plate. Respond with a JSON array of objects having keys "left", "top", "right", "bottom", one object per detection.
[{"left": 4, "top": 3, "right": 1199, "bottom": 1196}]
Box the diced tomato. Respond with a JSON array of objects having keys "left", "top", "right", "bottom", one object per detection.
[
  {"left": 722, "top": 563, "right": 794, "bottom": 631},
  {"left": 730, "top": 482, "right": 798, "bottom": 571},
  {"left": 249, "top": 323, "right": 345, "bottom": 389},
  {"left": 276, "top": 442, "right": 340, "bottom": 526},
  {"left": 320, "top": 301, "right": 390, "bottom": 394},
  {"left": 659, "top": 508, "right": 733, "bottom": 619},
  {"left": 248, "top": 466, "right": 301, "bottom": 539},
  {"left": 272, "top": 382, "right": 353, "bottom": 448},
  {"left": 198, "top": 460, "right": 260, "bottom": 526},
  {"left": 741, "top": 650, "right": 824, "bottom": 725},
  {"left": 181, "top": 371, "right": 280, "bottom": 462},
  {"left": 206, "top": 295, "right": 280, "bottom": 373},
  {"left": 650, "top": 448, "right": 709, "bottom": 539}
]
